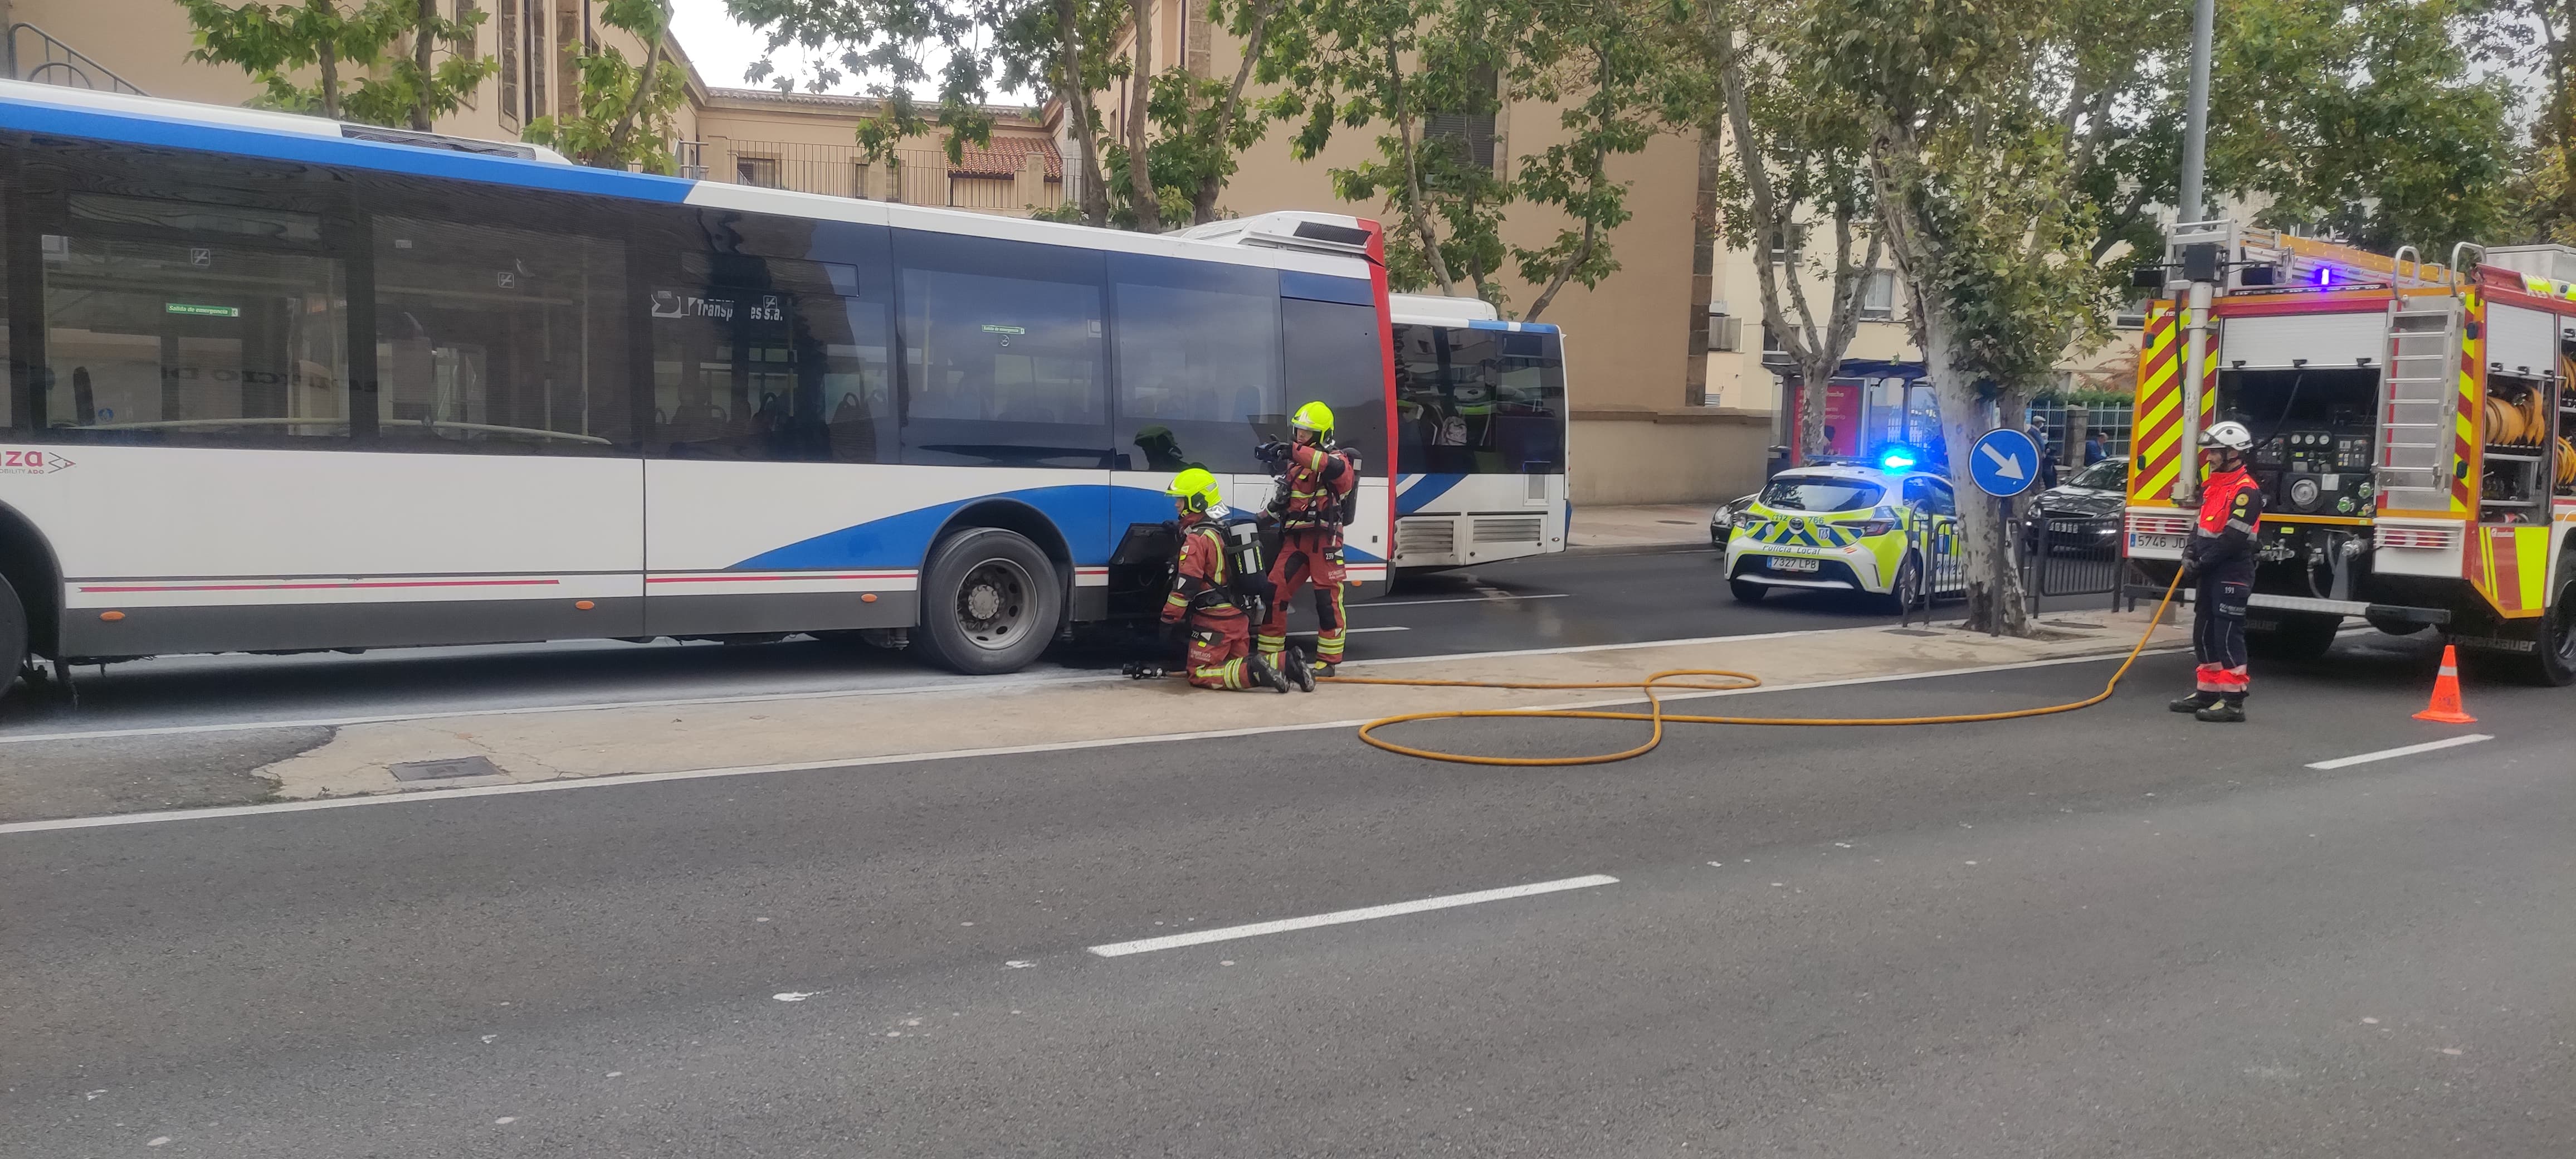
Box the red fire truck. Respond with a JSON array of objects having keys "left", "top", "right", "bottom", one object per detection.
[{"left": 2127, "top": 223, "right": 2576, "bottom": 684}]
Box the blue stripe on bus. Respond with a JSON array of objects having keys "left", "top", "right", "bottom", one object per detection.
[
  {"left": 0, "top": 98, "right": 696, "bottom": 203},
  {"left": 1395, "top": 473, "right": 1469, "bottom": 515},
  {"left": 1466, "top": 319, "right": 1559, "bottom": 333},
  {"left": 1279, "top": 270, "right": 1375, "bottom": 306}
]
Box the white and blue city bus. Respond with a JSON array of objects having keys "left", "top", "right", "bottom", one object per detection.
[
  {"left": 1385, "top": 293, "right": 1568, "bottom": 570},
  {"left": 0, "top": 81, "right": 1396, "bottom": 683}
]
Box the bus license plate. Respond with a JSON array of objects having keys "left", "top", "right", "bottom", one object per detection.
[
  {"left": 1768, "top": 557, "right": 1821, "bottom": 573},
  {"left": 2130, "top": 533, "right": 2187, "bottom": 552}
]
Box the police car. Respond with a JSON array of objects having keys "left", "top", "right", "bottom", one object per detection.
[{"left": 1721, "top": 456, "right": 1964, "bottom": 611}]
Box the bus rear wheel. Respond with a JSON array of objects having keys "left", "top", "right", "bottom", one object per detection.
[
  {"left": 0, "top": 573, "right": 25, "bottom": 695},
  {"left": 914, "top": 528, "right": 1062, "bottom": 675}
]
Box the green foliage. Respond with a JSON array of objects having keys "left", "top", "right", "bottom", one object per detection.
[
  {"left": 723, "top": 0, "right": 998, "bottom": 164},
  {"left": 177, "top": 0, "right": 422, "bottom": 123},
  {"left": 524, "top": 0, "right": 692, "bottom": 172},
  {"left": 1281, "top": 0, "right": 1675, "bottom": 318}
]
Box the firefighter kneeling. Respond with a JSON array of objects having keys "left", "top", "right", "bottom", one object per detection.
[
  {"left": 2171, "top": 421, "right": 2262, "bottom": 723},
  {"left": 1162, "top": 469, "right": 1313, "bottom": 693}
]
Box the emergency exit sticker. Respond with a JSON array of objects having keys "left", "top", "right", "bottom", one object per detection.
[{"left": 165, "top": 302, "right": 240, "bottom": 318}]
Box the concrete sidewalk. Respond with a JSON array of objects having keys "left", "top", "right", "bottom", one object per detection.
[
  {"left": 235, "top": 611, "right": 2187, "bottom": 804},
  {"left": 1569, "top": 503, "right": 1717, "bottom": 550}
]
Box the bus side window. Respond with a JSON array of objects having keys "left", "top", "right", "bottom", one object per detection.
[
  {"left": 373, "top": 216, "right": 630, "bottom": 454},
  {"left": 1280, "top": 297, "right": 1385, "bottom": 475},
  {"left": 1108, "top": 253, "right": 1281, "bottom": 475},
  {"left": 894, "top": 230, "right": 1109, "bottom": 469},
  {"left": 39, "top": 188, "right": 350, "bottom": 447},
  {"left": 648, "top": 252, "right": 890, "bottom": 464}
]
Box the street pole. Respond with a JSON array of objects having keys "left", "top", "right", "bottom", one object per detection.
[
  {"left": 2171, "top": 0, "right": 2217, "bottom": 505},
  {"left": 2178, "top": 0, "right": 2213, "bottom": 225}
]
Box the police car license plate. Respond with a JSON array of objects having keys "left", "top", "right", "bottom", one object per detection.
[
  {"left": 1768, "top": 557, "right": 1821, "bottom": 573},
  {"left": 2130, "top": 533, "right": 2187, "bottom": 551}
]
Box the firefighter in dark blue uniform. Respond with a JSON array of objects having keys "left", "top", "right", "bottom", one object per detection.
[{"left": 2171, "top": 421, "right": 2263, "bottom": 723}]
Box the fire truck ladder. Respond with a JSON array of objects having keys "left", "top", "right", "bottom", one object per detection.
[
  {"left": 2377, "top": 295, "right": 2463, "bottom": 512},
  {"left": 2233, "top": 231, "right": 2459, "bottom": 291}
]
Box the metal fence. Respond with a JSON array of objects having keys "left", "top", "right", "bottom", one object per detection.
[
  {"left": 700, "top": 138, "right": 1065, "bottom": 216},
  {"left": 2024, "top": 515, "right": 2124, "bottom": 600},
  {"left": 1896, "top": 515, "right": 1968, "bottom": 627}
]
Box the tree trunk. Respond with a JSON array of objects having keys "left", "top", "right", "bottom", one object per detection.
[
  {"left": 411, "top": 0, "right": 437, "bottom": 130},
  {"left": 1866, "top": 118, "right": 2029, "bottom": 637},
  {"left": 318, "top": 38, "right": 340, "bottom": 119},
  {"left": 1124, "top": 0, "right": 1161, "bottom": 231},
  {"left": 1386, "top": 38, "right": 1457, "bottom": 294},
  {"left": 1055, "top": 0, "right": 1111, "bottom": 227},
  {"left": 607, "top": 25, "right": 666, "bottom": 159},
  {"left": 1192, "top": 0, "right": 1274, "bottom": 224}
]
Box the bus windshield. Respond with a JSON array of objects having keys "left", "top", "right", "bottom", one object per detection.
[{"left": 1394, "top": 324, "right": 1565, "bottom": 474}]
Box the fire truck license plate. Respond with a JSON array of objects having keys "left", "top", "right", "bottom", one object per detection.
[
  {"left": 1768, "top": 557, "right": 1821, "bottom": 573},
  {"left": 2130, "top": 533, "right": 2187, "bottom": 551}
]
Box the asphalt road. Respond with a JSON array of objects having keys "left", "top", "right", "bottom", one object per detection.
[{"left": 7, "top": 631, "right": 2569, "bottom": 1157}]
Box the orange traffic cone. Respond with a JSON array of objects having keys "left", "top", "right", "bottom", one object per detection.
[{"left": 2413, "top": 645, "right": 2477, "bottom": 724}]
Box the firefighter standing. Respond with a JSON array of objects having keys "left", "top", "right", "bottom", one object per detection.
[
  {"left": 1162, "top": 469, "right": 1306, "bottom": 693},
  {"left": 1256, "top": 402, "right": 1362, "bottom": 674},
  {"left": 2171, "top": 421, "right": 2263, "bottom": 723}
]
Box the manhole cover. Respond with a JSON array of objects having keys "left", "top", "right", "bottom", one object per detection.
[{"left": 389, "top": 756, "right": 502, "bottom": 782}]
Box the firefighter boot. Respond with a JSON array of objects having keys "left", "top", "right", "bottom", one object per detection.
[
  {"left": 2194, "top": 695, "right": 2246, "bottom": 723},
  {"left": 1282, "top": 647, "right": 1317, "bottom": 693},
  {"left": 1244, "top": 652, "right": 1294, "bottom": 694},
  {"left": 2168, "top": 691, "right": 2219, "bottom": 714}
]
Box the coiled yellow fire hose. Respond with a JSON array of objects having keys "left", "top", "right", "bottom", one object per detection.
[{"left": 1321, "top": 569, "right": 2185, "bottom": 767}]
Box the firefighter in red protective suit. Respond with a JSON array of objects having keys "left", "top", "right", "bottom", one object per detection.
[
  {"left": 1255, "top": 401, "right": 1362, "bottom": 674},
  {"left": 1162, "top": 469, "right": 1305, "bottom": 693},
  {"left": 2170, "top": 420, "right": 2263, "bottom": 723}
]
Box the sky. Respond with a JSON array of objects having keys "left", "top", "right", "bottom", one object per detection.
[{"left": 666, "top": 0, "right": 1024, "bottom": 101}]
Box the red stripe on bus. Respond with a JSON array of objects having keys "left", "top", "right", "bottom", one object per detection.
[
  {"left": 79, "top": 578, "right": 562, "bottom": 593},
  {"left": 645, "top": 573, "right": 915, "bottom": 584}
]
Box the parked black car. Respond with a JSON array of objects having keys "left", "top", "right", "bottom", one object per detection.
[
  {"left": 2023, "top": 456, "right": 2127, "bottom": 555},
  {"left": 1710, "top": 491, "right": 1759, "bottom": 548}
]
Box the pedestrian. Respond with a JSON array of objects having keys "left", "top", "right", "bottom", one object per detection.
[
  {"left": 2028, "top": 419, "right": 2059, "bottom": 488},
  {"left": 1160, "top": 468, "right": 1304, "bottom": 693},
  {"left": 2170, "top": 421, "right": 2263, "bottom": 723},
  {"left": 1255, "top": 401, "right": 1362, "bottom": 675},
  {"left": 2084, "top": 431, "right": 2106, "bottom": 466}
]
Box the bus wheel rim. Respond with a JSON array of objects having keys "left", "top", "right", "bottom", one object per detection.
[{"left": 957, "top": 559, "right": 1033, "bottom": 650}]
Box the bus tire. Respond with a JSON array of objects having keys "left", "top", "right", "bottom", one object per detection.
[
  {"left": 914, "top": 528, "right": 1062, "bottom": 675},
  {"left": 0, "top": 572, "right": 25, "bottom": 693}
]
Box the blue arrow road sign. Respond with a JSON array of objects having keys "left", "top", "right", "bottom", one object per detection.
[{"left": 1968, "top": 428, "right": 2041, "bottom": 497}]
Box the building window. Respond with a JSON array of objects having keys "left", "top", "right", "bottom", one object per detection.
[
  {"left": 1860, "top": 269, "right": 1896, "bottom": 321},
  {"left": 496, "top": 0, "right": 519, "bottom": 129},
  {"left": 1423, "top": 65, "right": 1499, "bottom": 172},
  {"left": 525, "top": 0, "right": 548, "bottom": 121},
  {"left": 453, "top": 0, "right": 480, "bottom": 109},
  {"left": 736, "top": 156, "right": 780, "bottom": 188},
  {"left": 555, "top": 3, "right": 581, "bottom": 118},
  {"left": 1767, "top": 223, "right": 1808, "bottom": 265}
]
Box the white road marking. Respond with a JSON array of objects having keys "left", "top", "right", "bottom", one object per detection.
[
  {"left": 1086, "top": 874, "right": 1618, "bottom": 957},
  {"left": 1368, "top": 592, "right": 1571, "bottom": 608},
  {"left": 2305, "top": 733, "right": 2493, "bottom": 771},
  {"left": 0, "top": 643, "right": 2189, "bottom": 836}
]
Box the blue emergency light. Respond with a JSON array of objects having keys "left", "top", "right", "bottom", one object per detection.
[{"left": 1879, "top": 446, "right": 1919, "bottom": 470}]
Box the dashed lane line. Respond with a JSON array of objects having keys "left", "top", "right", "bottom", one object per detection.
[{"left": 1087, "top": 874, "right": 1620, "bottom": 957}]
